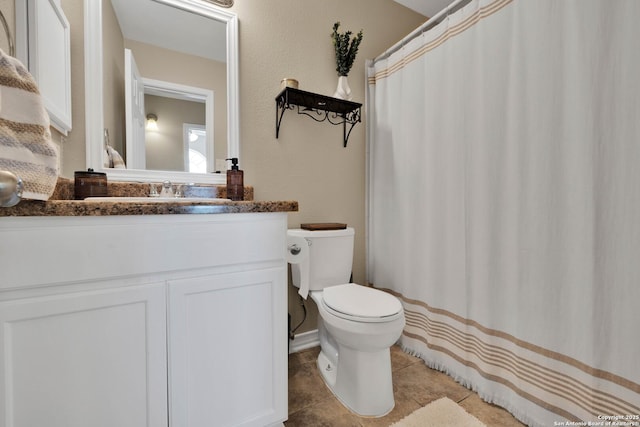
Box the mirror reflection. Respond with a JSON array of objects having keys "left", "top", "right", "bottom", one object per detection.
[
  {"left": 101, "top": 0, "right": 229, "bottom": 174},
  {"left": 124, "top": 47, "right": 215, "bottom": 172}
]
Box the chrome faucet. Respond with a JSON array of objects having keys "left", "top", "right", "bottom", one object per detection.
[{"left": 160, "top": 180, "right": 174, "bottom": 198}]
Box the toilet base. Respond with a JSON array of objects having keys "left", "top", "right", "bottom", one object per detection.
[{"left": 316, "top": 346, "right": 395, "bottom": 417}]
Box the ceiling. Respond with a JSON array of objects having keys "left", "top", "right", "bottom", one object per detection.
[
  {"left": 393, "top": 0, "right": 455, "bottom": 17},
  {"left": 109, "top": 0, "right": 455, "bottom": 63}
]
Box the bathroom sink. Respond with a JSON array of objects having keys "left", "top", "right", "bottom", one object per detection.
[{"left": 84, "top": 197, "right": 231, "bottom": 203}]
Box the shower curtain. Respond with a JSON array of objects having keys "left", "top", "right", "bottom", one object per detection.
[{"left": 366, "top": 0, "right": 640, "bottom": 425}]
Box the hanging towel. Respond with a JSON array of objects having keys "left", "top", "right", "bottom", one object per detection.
[
  {"left": 0, "top": 49, "right": 59, "bottom": 200},
  {"left": 104, "top": 145, "right": 126, "bottom": 169}
]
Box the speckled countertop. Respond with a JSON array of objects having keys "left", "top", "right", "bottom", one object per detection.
[{"left": 0, "top": 178, "right": 298, "bottom": 217}]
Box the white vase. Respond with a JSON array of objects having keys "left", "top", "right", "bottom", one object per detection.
[{"left": 333, "top": 75, "right": 352, "bottom": 100}]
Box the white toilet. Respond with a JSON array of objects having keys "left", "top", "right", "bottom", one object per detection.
[{"left": 287, "top": 227, "right": 405, "bottom": 417}]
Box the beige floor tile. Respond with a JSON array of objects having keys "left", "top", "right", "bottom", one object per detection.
[
  {"left": 459, "top": 393, "right": 526, "bottom": 426},
  {"left": 288, "top": 357, "right": 333, "bottom": 414},
  {"left": 389, "top": 345, "right": 420, "bottom": 371},
  {"left": 392, "top": 361, "right": 471, "bottom": 406},
  {"left": 285, "top": 394, "right": 362, "bottom": 427},
  {"left": 288, "top": 347, "right": 319, "bottom": 371},
  {"left": 287, "top": 345, "right": 525, "bottom": 426},
  {"left": 358, "top": 395, "right": 422, "bottom": 427},
  {"left": 296, "top": 346, "right": 321, "bottom": 365}
]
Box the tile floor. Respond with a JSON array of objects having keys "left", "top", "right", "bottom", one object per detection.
[{"left": 286, "top": 345, "right": 526, "bottom": 426}]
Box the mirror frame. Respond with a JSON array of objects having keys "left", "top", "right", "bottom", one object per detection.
[{"left": 84, "top": 0, "right": 239, "bottom": 184}]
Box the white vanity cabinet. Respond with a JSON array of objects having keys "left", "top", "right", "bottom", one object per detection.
[
  {"left": 168, "top": 268, "right": 286, "bottom": 427},
  {"left": 0, "top": 281, "right": 168, "bottom": 427},
  {"left": 0, "top": 212, "right": 289, "bottom": 427}
]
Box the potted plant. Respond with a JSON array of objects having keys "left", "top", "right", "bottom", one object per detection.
[{"left": 331, "top": 22, "right": 363, "bottom": 100}]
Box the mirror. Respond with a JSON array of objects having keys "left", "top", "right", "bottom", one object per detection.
[
  {"left": 85, "top": 0, "right": 239, "bottom": 184},
  {"left": 135, "top": 77, "right": 214, "bottom": 172}
]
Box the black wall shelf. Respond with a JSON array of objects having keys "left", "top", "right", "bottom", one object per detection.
[{"left": 275, "top": 87, "right": 362, "bottom": 147}]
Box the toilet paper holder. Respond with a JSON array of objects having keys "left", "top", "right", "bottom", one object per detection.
[
  {"left": 288, "top": 238, "right": 311, "bottom": 255},
  {"left": 289, "top": 244, "right": 302, "bottom": 255}
]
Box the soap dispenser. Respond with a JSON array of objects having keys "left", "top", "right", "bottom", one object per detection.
[{"left": 226, "top": 157, "right": 244, "bottom": 201}]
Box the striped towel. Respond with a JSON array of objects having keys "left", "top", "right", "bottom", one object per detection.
[
  {"left": 104, "top": 145, "right": 126, "bottom": 169},
  {"left": 0, "top": 49, "right": 59, "bottom": 200}
]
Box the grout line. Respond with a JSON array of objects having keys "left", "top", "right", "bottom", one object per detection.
[{"left": 456, "top": 392, "right": 473, "bottom": 404}]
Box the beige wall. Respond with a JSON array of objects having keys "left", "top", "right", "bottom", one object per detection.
[
  {"left": 226, "top": 0, "right": 425, "bottom": 333},
  {"left": 18, "top": 0, "right": 426, "bottom": 334},
  {"left": 0, "top": 0, "right": 14, "bottom": 55},
  {"left": 60, "top": 0, "right": 86, "bottom": 175}
]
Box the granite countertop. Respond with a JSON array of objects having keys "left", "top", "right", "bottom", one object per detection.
[{"left": 0, "top": 178, "right": 298, "bottom": 217}]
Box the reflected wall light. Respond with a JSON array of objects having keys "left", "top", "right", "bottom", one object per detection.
[{"left": 146, "top": 114, "right": 158, "bottom": 130}]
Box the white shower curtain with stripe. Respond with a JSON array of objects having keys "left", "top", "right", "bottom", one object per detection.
[{"left": 366, "top": 0, "right": 640, "bottom": 425}]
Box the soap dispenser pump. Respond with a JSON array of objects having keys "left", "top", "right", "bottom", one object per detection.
[{"left": 226, "top": 157, "right": 244, "bottom": 201}]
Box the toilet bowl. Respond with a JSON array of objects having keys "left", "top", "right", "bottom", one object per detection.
[
  {"left": 287, "top": 228, "right": 405, "bottom": 417},
  {"left": 312, "top": 284, "right": 405, "bottom": 416}
]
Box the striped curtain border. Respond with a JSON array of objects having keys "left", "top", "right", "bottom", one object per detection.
[
  {"left": 368, "top": 0, "right": 513, "bottom": 85},
  {"left": 378, "top": 287, "right": 640, "bottom": 421}
]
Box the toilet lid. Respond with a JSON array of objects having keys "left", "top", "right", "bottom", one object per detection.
[{"left": 322, "top": 284, "right": 402, "bottom": 318}]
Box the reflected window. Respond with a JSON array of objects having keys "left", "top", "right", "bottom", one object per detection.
[
  {"left": 188, "top": 149, "right": 207, "bottom": 173},
  {"left": 184, "top": 125, "right": 207, "bottom": 173}
]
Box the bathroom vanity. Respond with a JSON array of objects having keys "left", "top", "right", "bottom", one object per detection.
[{"left": 0, "top": 194, "right": 297, "bottom": 427}]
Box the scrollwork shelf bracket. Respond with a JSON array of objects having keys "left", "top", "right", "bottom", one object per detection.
[{"left": 275, "top": 87, "right": 362, "bottom": 147}]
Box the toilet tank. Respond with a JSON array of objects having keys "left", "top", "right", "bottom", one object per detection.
[{"left": 287, "top": 227, "right": 355, "bottom": 291}]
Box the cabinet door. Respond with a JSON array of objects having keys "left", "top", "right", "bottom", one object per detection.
[
  {"left": 168, "top": 268, "right": 287, "bottom": 427},
  {"left": 24, "top": 0, "right": 73, "bottom": 134},
  {"left": 0, "top": 283, "right": 168, "bottom": 427}
]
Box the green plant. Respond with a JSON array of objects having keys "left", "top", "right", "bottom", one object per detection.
[{"left": 331, "top": 22, "right": 363, "bottom": 77}]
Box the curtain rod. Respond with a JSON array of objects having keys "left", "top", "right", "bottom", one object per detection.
[{"left": 374, "top": 0, "right": 472, "bottom": 62}]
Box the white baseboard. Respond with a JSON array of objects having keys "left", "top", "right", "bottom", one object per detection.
[{"left": 289, "top": 329, "right": 319, "bottom": 354}]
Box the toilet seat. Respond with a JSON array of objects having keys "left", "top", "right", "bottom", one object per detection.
[{"left": 320, "top": 284, "right": 403, "bottom": 323}]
